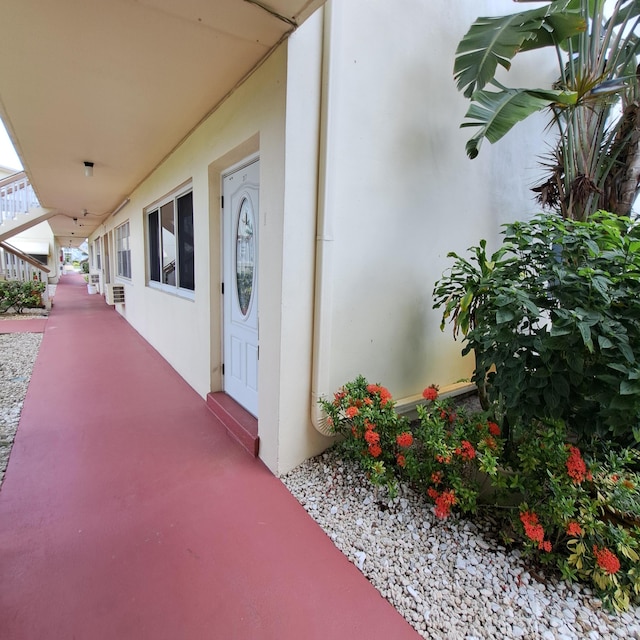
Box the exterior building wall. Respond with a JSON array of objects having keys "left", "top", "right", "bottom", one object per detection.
[
  {"left": 316, "top": 0, "right": 555, "bottom": 408},
  {"left": 87, "top": 0, "right": 557, "bottom": 475}
]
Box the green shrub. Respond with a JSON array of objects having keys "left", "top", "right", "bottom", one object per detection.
[
  {"left": 433, "top": 211, "right": 640, "bottom": 446},
  {"left": 0, "top": 280, "right": 46, "bottom": 313}
]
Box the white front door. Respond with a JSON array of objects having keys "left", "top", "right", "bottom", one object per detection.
[{"left": 222, "top": 159, "right": 259, "bottom": 416}]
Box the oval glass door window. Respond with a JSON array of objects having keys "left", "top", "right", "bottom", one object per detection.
[{"left": 235, "top": 197, "right": 255, "bottom": 316}]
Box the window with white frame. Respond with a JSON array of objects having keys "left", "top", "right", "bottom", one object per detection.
[
  {"left": 115, "top": 221, "right": 131, "bottom": 279},
  {"left": 95, "top": 237, "right": 101, "bottom": 270},
  {"left": 146, "top": 185, "right": 194, "bottom": 293}
]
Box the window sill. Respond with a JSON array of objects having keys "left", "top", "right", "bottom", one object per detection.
[{"left": 147, "top": 280, "right": 195, "bottom": 301}]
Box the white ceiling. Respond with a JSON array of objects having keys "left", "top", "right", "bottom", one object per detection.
[{"left": 0, "top": 0, "right": 325, "bottom": 246}]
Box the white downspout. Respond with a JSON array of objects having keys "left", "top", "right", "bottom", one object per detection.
[{"left": 310, "top": 1, "right": 339, "bottom": 435}]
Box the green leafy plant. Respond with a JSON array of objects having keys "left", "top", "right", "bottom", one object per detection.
[
  {"left": 0, "top": 280, "right": 46, "bottom": 314},
  {"left": 318, "top": 375, "right": 411, "bottom": 497},
  {"left": 433, "top": 211, "right": 640, "bottom": 446},
  {"left": 455, "top": 0, "right": 640, "bottom": 220}
]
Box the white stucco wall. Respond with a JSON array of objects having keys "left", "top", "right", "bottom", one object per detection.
[
  {"left": 319, "top": 0, "right": 556, "bottom": 403},
  {"left": 85, "top": 0, "right": 560, "bottom": 476}
]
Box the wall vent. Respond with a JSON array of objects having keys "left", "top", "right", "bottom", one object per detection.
[
  {"left": 106, "top": 283, "right": 125, "bottom": 305},
  {"left": 89, "top": 273, "right": 100, "bottom": 285}
]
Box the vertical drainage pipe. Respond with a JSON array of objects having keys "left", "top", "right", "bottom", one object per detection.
[{"left": 310, "top": 2, "right": 339, "bottom": 435}]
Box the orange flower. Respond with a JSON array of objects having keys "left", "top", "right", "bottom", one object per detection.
[
  {"left": 364, "top": 430, "right": 380, "bottom": 445},
  {"left": 566, "top": 445, "right": 587, "bottom": 484},
  {"left": 345, "top": 406, "right": 359, "bottom": 419},
  {"left": 487, "top": 421, "right": 500, "bottom": 436},
  {"left": 541, "top": 540, "right": 552, "bottom": 553},
  {"left": 520, "top": 511, "right": 545, "bottom": 546},
  {"left": 422, "top": 385, "right": 439, "bottom": 401},
  {"left": 566, "top": 521, "right": 582, "bottom": 537},
  {"left": 593, "top": 545, "right": 621, "bottom": 574},
  {"left": 368, "top": 443, "right": 382, "bottom": 458},
  {"left": 396, "top": 454, "right": 406, "bottom": 468},
  {"left": 396, "top": 432, "right": 414, "bottom": 448},
  {"left": 431, "top": 471, "right": 443, "bottom": 485},
  {"left": 427, "top": 487, "right": 439, "bottom": 500},
  {"left": 434, "top": 490, "right": 456, "bottom": 519},
  {"left": 366, "top": 383, "right": 393, "bottom": 406},
  {"left": 456, "top": 440, "right": 476, "bottom": 460}
]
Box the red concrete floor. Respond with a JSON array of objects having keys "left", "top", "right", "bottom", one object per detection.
[
  {"left": 0, "top": 273, "right": 420, "bottom": 640},
  {"left": 0, "top": 317, "right": 47, "bottom": 333}
]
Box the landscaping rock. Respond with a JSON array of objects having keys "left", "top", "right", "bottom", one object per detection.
[
  {"left": 0, "top": 333, "right": 42, "bottom": 487},
  {"left": 281, "top": 448, "right": 634, "bottom": 639}
]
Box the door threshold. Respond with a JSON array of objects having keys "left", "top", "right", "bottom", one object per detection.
[{"left": 206, "top": 392, "right": 259, "bottom": 457}]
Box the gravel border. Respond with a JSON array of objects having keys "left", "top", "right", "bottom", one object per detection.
[
  {"left": 281, "top": 449, "right": 640, "bottom": 640},
  {"left": 0, "top": 332, "right": 42, "bottom": 487}
]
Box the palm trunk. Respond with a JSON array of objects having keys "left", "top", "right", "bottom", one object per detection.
[{"left": 605, "top": 101, "right": 640, "bottom": 217}]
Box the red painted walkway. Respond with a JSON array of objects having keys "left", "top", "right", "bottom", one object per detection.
[
  {"left": 0, "top": 273, "right": 419, "bottom": 640},
  {"left": 0, "top": 317, "right": 47, "bottom": 333}
]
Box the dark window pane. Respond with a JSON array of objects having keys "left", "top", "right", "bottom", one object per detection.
[
  {"left": 161, "top": 202, "right": 176, "bottom": 285},
  {"left": 148, "top": 210, "right": 161, "bottom": 282},
  {"left": 177, "top": 191, "right": 194, "bottom": 291}
]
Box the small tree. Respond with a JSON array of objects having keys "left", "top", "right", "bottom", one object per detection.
[{"left": 455, "top": 0, "right": 640, "bottom": 220}]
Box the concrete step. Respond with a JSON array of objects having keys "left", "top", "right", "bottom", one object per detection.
[{"left": 206, "top": 391, "right": 259, "bottom": 457}]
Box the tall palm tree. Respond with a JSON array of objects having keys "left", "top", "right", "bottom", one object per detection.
[{"left": 455, "top": 0, "right": 640, "bottom": 220}]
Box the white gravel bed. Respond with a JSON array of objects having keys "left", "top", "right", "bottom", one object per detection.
[
  {"left": 0, "top": 332, "right": 42, "bottom": 487},
  {"left": 281, "top": 449, "right": 640, "bottom": 640}
]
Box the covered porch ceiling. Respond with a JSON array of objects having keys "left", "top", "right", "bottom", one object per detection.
[{"left": 0, "top": 0, "right": 325, "bottom": 247}]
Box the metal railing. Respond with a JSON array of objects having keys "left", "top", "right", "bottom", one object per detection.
[{"left": 0, "top": 171, "right": 40, "bottom": 225}]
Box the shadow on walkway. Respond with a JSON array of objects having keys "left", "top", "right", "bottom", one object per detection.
[{"left": 0, "top": 273, "right": 419, "bottom": 640}]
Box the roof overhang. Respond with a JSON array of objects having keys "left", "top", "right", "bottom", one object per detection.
[{"left": 0, "top": 0, "right": 326, "bottom": 246}]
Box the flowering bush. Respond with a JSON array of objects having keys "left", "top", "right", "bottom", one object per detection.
[
  {"left": 319, "top": 375, "right": 410, "bottom": 496},
  {"left": 321, "top": 376, "right": 640, "bottom": 611},
  {"left": 401, "top": 392, "right": 504, "bottom": 518},
  {"left": 506, "top": 422, "right": 640, "bottom": 612}
]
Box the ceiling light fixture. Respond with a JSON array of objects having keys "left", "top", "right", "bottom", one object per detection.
[{"left": 83, "top": 161, "right": 94, "bottom": 177}]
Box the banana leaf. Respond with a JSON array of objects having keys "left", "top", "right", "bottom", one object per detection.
[
  {"left": 462, "top": 87, "right": 578, "bottom": 159},
  {"left": 454, "top": 0, "right": 585, "bottom": 98}
]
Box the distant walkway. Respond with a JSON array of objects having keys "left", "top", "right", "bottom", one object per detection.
[{"left": 0, "top": 273, "right": 419, "bottom": 640}]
